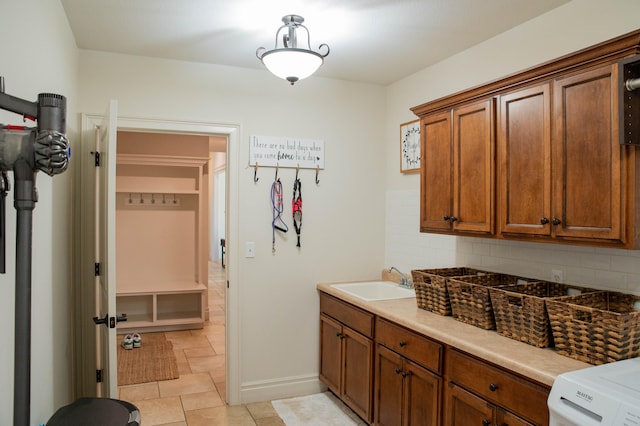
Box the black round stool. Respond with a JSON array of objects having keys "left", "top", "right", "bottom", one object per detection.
[{"left": 46, "top": 398, "right": 140, "bottom": 426}]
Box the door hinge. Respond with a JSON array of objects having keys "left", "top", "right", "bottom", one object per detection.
[
  {"left": 94, "top": 262, "right": 102, "bottom": 277},
  {"left": 93, "top": 151, "right": 102, "bottom": 167},
  {"left": 96, "top": 369, "right": 103, "bottom": 383}
]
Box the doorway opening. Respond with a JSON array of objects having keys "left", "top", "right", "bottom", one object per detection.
[
  {"left": 75, "top": 113, "right": 240, "bottom": 405},
  {"left": 114, "top": 130, "right": 228, "bottom": 402}
]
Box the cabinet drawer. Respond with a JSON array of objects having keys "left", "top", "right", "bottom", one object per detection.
[
  {"left": 446, "top": 349, "right": 549, "bottom": 425},
  {"left": 320, "top": 292, "right": 374, "bottom": 338},
  {"left": 375, "top": 318, "right": 443, "bottom": 374}
]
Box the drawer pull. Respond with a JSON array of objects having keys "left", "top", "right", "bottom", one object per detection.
[
  {"left": 489, "top": 383, "right": 499, "bottom": 392},
  {"left": 399, "top": 341, "right": 407, "bottom": 347}
]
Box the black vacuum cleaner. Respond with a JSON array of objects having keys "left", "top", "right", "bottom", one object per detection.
[{"left": 0, "top": 77, "right": 139, "bottom": 426}]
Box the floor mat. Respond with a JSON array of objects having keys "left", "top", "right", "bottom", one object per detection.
[
  {"left": 118, "top": 338, "right": 179, "bottom": 386},
  {"left": 271, "top": 392, "right": 367, "bottom": 425}
]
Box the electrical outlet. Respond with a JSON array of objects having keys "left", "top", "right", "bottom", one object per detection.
[
  {"left": 551, "top": 269, "right": 564, "bottom": 283},
  {"left": 245, "top": 242, "right": 255, "bottom": 258}
]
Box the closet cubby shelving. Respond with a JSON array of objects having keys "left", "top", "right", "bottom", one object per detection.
[{"left": 115, "top": 153, "right": 209, "bottom": 333}]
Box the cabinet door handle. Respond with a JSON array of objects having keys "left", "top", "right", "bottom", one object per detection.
[
  {"left": 336, "top": 332, "right": 345, "bottom": 340},
  {"left": 540, "top": 217, "right": 549, "bottom": 225},
  {"left": 399, "top": 341, "right": 407, "bottom": 347},
  {"left": 443, "top": 215, "right": 450, "bottom": 222},
  {"left": 401, "top": 371, "right": 412, "bottom": 378},
  {"left": 552, "top": 217, "right": 561, "bottom": 226},
  {"left": 450, "top": 216, "right": 458, "bottom": 223},
  {"left": 489, "top": 383, "right": 499, "bottom": 392},
  {"left": 482, "top": 419, "right": 490, "bottom": 426},
  {"left": 395, "top": 368, "right": 403, "bottom": 375}
]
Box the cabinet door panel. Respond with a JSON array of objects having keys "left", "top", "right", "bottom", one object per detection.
[
  {"left": 499, "top": 84, "right": 551, "bottom": 236},
  {"left": 497, "top": 409, "right": 536, "bottom": 426},
  {"left": 319, "top": 314, "right": 342, "bottom": 395},
  {"left": 453, "top": 99, "right": 494, "bottom": 234},
  {"left": 343, "top": 327, "right": 374, "bottom": 423},
  {"left": 421, "top": 112, "right": 453, "bottom": 232},
  {"left": 553, "top": 64, "right": 623, "bottom": 242},
  {"left": 445, "top": 383, "right": 494, "bottom": 426},
  {"left": 375, "top": 345, "right": 404, "bottom": 426},
  {"left": 404, "top": 360, "right": 440, "bottom": 426}
]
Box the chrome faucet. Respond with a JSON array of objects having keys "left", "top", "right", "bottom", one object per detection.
[{"left": 388, "top": 267, "right": 413, "bottom": 289}]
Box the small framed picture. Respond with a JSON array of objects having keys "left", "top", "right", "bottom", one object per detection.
[{"left": 400, "top": 119, "right": 420, "bottom": 173}]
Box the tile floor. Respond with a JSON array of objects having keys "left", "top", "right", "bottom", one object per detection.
[{"left": 118, "top": 262, "right": 285, "bottom": 425}]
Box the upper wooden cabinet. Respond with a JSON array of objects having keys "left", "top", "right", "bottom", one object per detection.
[
  {"left": 498, "top": 83, "right": 551, "bottom": 237},
  {"left": 413, "top": 29, "right": 640, "bottom": 249},
  {"left": 552, "top": 64, "right": 622, "bottom": 243},
  {"left": 420, "top": 111, "right": 452, "bottom": 233},
  {"left": 420, "top": 99, "right": 494, "bottom": 236},
  {"left": 499, "top": 64, "right": 624, "bottom": 245}
]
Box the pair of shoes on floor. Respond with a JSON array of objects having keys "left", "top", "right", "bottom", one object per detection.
[{"left": 121, "top": 333, "right": 142, "bottom": 350}]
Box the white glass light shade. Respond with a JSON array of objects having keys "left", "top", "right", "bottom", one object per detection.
[{"left": 261, "top": 48, "right": 323, "bottom": 82}]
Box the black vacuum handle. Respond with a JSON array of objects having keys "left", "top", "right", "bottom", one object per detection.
[{"left": 0, "top": 172, "right": 8, "bottom": 274}]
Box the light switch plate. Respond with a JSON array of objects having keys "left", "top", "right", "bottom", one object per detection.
[{"left": 245, "top": 242, "right": 255, "bottom": 258}]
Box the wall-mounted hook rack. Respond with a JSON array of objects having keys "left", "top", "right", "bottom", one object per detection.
[
  {"left": 249, "top": 135, "right": 325, "bottom": 181},
  {"left": 124, "top": 192, "right": 181, "bottom": 207}
]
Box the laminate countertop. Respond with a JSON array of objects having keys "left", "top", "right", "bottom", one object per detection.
[{"left": 317, "top": 281, "right": 591, "bottom": 387}]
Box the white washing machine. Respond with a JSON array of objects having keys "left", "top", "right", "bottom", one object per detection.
[{"left": 548, "top": 357, "right": 640, "bottom": 426}]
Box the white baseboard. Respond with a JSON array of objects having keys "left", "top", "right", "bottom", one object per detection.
[{"left": 240, "top": 374, "right": 327, "bottom": 404}]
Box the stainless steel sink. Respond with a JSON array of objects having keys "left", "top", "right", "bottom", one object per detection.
[{"left": 331, "top": 281, "right": 416, "bottom": 301}]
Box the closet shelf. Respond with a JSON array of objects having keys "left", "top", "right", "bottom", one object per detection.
[
  {"left": 116, "top": 188, "right": 199, "bottom": 195},
  {"left": 117, "top": 280, "right": 206, "bottom": 295}
]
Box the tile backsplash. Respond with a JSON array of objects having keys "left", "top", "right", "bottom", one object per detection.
[{"left": 385, "top": 189, "right": 640, "bottom": 295}]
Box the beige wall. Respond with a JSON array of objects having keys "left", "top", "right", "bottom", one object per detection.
[
  {"left": 0, "top": 1, "right": 79, "bottom": 424},
  {"left": 384, "top": 0, "right": 640, "bottom": 294}
]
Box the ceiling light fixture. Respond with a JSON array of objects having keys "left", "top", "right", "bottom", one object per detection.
[{"left": 256, "top": 15, "right": 330, "bottom": 85}]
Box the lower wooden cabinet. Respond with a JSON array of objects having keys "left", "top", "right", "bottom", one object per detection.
[
  {"left": 319, "top": 314, "right": 342, "bottom": 394},
  {"left": 342, "top": 325, "right": 374, "bottom": 421},
  {"left": 319, "top": 292, "right": 552, "bottom": 426},
  {"left": 374, "top": 318, "right": 442, "bottom": 426},
  {"left": 319, "top": 294, "right": 374, "bottom": 423},
  {"left": 374, "top": 345, "right": 441, "bottom": 426},
  {"left": 445, "top": 383, "right": 533, "bottom": 426},
  {"left": 445, "top": 349, "right": 550, "bottom": 425}
]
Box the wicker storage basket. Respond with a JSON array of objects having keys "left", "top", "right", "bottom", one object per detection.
[
  {"left": 448, "top": 274, "right": 538, "bottom": 330},
  {"left": 410, "top": 268, "right": 488, "bottom": 316},
  {"left": 546, "top": 291, "right": 640, "bottom": 365},
  {"left": 489, "top": 282, "right": 597, "bottom": 348}
]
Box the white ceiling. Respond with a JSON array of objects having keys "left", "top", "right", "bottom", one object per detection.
[{"left": 61, "top": 0, "right": 570, "bottom": 86}]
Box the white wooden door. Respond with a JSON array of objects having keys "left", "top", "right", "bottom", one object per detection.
[{"left": 94, "top": 100, "right": 119, "bottom": 397}]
